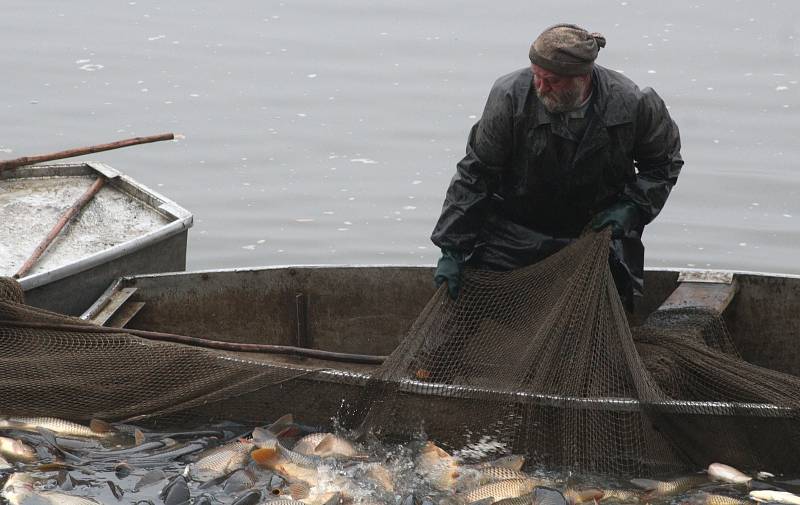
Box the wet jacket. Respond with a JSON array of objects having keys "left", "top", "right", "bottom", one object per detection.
[{"left": 430, "top": 64, "right": 683, "bottom": 303}]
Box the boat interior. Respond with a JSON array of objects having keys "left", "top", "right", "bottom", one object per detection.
[{"left": 83, "top": 266, "right": 800, "bottom": 377}]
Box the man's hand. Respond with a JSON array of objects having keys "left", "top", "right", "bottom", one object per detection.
[
  {"left": 591, "top": 201, "right": 641, "bottom": 238},
  {"left": 434, "top": 249, "right": 465, "bottom": 300}
]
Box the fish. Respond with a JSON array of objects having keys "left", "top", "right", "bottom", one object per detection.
[
  {"left": 231, "top": 490, "right": 263, "bottom": 505},
  {"left": 456, "top": 478, "right": 538, "bottom": 504},
  {"left": 292, "top": 432, "right": 364, "bottom": 459},
  {"left": 415, "top": 441, "right": 461, "bottom": 491},
  {"left": 222, "top": 467, "right": 259, "bottom": 494},
  {"left": 133, "top": 469, "right": 168, "bottom": 492},
  {"left": 631, "top": 475, "right": 710, "bottom": 498},
  {"left": 2, "top": 472, "right": 100, "bottom": 505},
  {"left": 88, "top": 437, "right": 177, "bottom": 458},
  {"left": 0, "top": 417, "right": 116, "bottom": 439},
  {"left": 0, "top": 436, "right": 36, "bottom": 463},
  {"left": 160, "top": 475, "right": 191, "bottom": 505},
  {"left": 702, "top": 494, "right": 754, "bottom": 505},
  {"left": 598, "top": 489, "right": 642, "bottom": 503},
  {"left": 750, "top": 490, "right": 800, "bottom": 505},
  {"left": 563, "top": 488, "right": 604, "bottom": 505},
  {"left": 364, "top": 462, "right": 395, "bottom": 493},
  {"left": 127, "top": 439, "right": 211, "bottom": 464},
  {"left": 251, "top": 447, "right": 319, "bottom": 486},
  {"left": 494, "top": 488, "right": 569, "bottom": 505},
  {"left": 476, "top": 466, "right": 542, "bottom": 485},
  {"left": 471, "top": 455, "right": 526, "bottom": 471},
  {"left": 253, "top": 427, "right": 321, "bottom": 468},
  {"left": 708, "top": 463, "right": 753, "bottom": 485},
  {"left": 0, "top": 455, "right": 12, "bottom": 470},
  {"left": 186, "top": 439, "right": 254, "bottom": 481}
]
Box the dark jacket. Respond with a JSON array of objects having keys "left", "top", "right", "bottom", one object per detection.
[{"left": 430, "top": 64, "right": 683, "bottom": 304}]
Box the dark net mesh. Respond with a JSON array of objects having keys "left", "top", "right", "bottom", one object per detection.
[
  {"left": 347, "top": 231, "right": 800, "bottom": 475},
  {"left": 2, "top": 230, "right": 800, "bottom": 475},
  {"left": 0, "top": 282, "right": 315, "bottom": 425}
]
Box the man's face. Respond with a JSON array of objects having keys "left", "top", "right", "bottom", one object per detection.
[{"left": 531, "top": 64, "right": 590, "bottom": 113}]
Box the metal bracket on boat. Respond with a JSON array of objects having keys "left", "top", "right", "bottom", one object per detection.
[
  {"left": 677, "top": 270, "right": 735, "bottom": 284},
  {"left": 86, "top": 162, "right": 122, "bottom": 180},
  {"left": 659, "top": 270, "right": 738, "bottom": 315}
]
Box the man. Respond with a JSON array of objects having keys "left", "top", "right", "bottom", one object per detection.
[{"left": 431, "top": 24, "right": 683, "bottom": 310}]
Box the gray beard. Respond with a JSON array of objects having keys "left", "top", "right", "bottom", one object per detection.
[{"left": 536, "top": 84, "right": 586, "bottom": 113}]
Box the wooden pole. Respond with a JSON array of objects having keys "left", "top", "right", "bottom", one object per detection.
[
  {"left": 0, "top": 320, "right": 388, "bottom": 365},
  {"left": 13, "top": 176, "right": 106, "bottom": 279},
  {"left": 0, "top": 133, "right": 175, "bottom": 173}
]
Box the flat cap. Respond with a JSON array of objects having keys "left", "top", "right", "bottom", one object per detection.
[{"left": 529, "top": 23, "right": 606, "bottom": 76}]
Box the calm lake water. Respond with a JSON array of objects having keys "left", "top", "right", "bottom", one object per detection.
[{"left": 1, "top": 1, "right": 798, "bottom": 275}]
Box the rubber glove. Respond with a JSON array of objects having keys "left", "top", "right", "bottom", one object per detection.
[
  {"left": 591, "top": 201, "right": 641, "bottom": 238},
  {"left": 434, "top": 249, "right": 465, "bottom": 300}
]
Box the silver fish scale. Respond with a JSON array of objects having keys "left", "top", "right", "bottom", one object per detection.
[
  {"left": 194, "top": 441, "right": 253, "bottom": 475},
  {"left": 1, "top": 417, "right": 99, "bottom": 438},
  {"left": 279, "top": 443, "right": 321, "bottom": 468},
  {"left": 293, "top": 433, "right": 328, "bottom": 455},
  {"left": 462, "top": 479, "right": 538, "bottom": 503},
  {"left": 479, "top": 466, "right": 532, "bottom": 483}
]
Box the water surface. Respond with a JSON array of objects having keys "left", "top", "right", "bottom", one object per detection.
[{"left": 0, "top": 1, "right": 798, "bottom": 276}]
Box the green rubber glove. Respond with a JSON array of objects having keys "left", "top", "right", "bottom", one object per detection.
[
  {"left": 591, "top": 201, "right": 641, "bottom": 238},
  {"left": 434, "top": 249, "right": 465, "bottom": 300}
]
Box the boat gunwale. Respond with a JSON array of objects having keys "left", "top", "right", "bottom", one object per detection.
[
  {"left": 6, "top": 161, "right": 193, "bottom": 290},
  {"left": 106, "top": 264, "right": 800, "bottom": 283}
]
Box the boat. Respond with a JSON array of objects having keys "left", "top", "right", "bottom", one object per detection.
[
  {"left": 79, "top": 264, "right": 800, "bottom": 473},
  {"left": 0, "top": 161, "right": 192, "bottom": 316}
]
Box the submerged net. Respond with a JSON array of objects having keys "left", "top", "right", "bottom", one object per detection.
[{"left": 2, "top": 230, "right": 800, "bottom": 475}]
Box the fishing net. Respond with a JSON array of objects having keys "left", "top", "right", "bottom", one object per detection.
[
  {"left": 0, "top": 277, "right": 315, "bottom": 424},
  {"left": 2, "top": 230, "right": 800, "bottom": 476},
  {"left": 345, "top": 231, "right": 800, "bottom": 475}
]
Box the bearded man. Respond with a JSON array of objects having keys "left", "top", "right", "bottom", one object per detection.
[{"left": 431, "top": 24, "right": 683, "bottom": 310}]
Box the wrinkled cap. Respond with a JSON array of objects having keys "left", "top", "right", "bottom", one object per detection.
[{"left": 529, "top": 23, "right": 606, "bottom": 76}]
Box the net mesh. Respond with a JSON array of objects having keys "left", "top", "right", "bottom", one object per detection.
[
  {"left": 347, "top": 231, "right": 800, "bottom": 475},
  {"left": 2, "top": 231, "right": 800, "bottom": 475},
  {"left": 0, "top": 277, "right": 312, "bottom": 424}
]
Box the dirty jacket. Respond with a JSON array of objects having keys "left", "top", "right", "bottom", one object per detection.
[{"left": 430, "top": 64, "right": 683, "bottom": 302}]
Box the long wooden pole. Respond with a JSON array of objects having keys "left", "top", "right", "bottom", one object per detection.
[
  {"left": 0, "top": 133, "right": 175, "bottom": 172},
  {"left": 13, "top": 177, "right": 106, "bottom": 279},
  {"left": 0, "top": 320, "right": 388, "bottom": 364}
]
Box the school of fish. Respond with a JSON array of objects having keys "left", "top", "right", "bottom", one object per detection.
[{"left": 0, "top": 414, "right": 798, "bottom": 505}]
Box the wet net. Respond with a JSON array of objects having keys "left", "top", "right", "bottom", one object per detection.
[
  {"left": 346, "top": 231, "right": 800, "bottom": 475},
  {"left": 0, "top": 276, "right": 313, "bottom": 424},
  {"left": 2, "top": 230, "right": 800, "bottom": 476}
]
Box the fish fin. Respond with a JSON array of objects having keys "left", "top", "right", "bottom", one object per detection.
[
  {"left": 631, "top": 479, "right": 661, "bottom": 491},
  {"left": 267, "top": 414, "right": 295, "bottom": 435},
  {"left": 134, "top": 429, "right": 146, "bottom": 446},
  {"left": 422, "top": 441, "right": 450, "bottom": 458},
  {"left": 314, "top": 433, "right": 336, "bottom": 455},
  {"left": 90, "top": 418, "right": 114, "bottom": 434},
  {"left": 251, "top": 447, "right": 279, "bottom": 466},
  {"left": 289, "top": 481, "right": 311, "bottom": 499}
]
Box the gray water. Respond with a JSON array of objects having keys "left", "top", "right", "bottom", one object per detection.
[{"left": 1, "top": 1, "right": 798, "bottom": 275}]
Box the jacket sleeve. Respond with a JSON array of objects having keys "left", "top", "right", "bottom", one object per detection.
[
  {"left": 624, "top": 87, "right": 684, "bottom": 225},
  {"left": 430, "top": 81, "right": 513, "bottom": 253}
]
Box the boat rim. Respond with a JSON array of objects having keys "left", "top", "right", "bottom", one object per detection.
[{"left": 10, "top": 161, "right": 193, "bottom": 291}]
